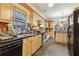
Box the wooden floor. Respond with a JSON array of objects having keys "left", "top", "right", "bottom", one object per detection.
[{"left": 33, "top": 37, "right": 69, "bottom": 56}]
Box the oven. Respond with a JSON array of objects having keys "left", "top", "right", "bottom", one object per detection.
[{"left": 0, "top": 39, "right": 22, "bottom": 56}]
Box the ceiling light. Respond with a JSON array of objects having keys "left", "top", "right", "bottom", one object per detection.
[
  {"left": 63, "top": 18, "right": 67, "bottom": 21},
  {"left": 60, "top": 23, "right": 63, "bottom": 27},
  {"left": 59, "top": 18, "right": 63, "bottom": 21},
  {"left": 48, "top": 3, "right": 55, "bottom": 7}
]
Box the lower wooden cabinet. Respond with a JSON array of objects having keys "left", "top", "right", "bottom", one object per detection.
[
  {"left": 31, "top": 36, "right": 37, "bottom": 54},
  {"left": 37, "top": 35, "right": 42, "bottom": 48},
  {"left": 22, "top": 38, "right": 28, "bottom": 56},
  {"left": 27, "top": 37, "right": 32, "bottom": 56},
  {"left": 22, "top": 34, "right": 42, "bottom": 56},
  {"left": 56, "top": 32, "right": 67, "bottom": 44},
  {"left": 22, "top": 37, "right": 32, "bottom": 56}
]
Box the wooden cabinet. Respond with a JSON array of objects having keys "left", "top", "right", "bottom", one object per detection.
[
  {"left": 45, "top": 21, "right": 53, "bottom": 38},
  {"left": 37, "top": 34, "right": 42, "bottom": 47},
  {"left": 56, "top": 32, "right": 67, "bottom": 44},
  {"left": 22, "top": 38, "right": 28, "bottom": 56},
  {"left": 31, "top": 36, "right": 37, "bottom": 54},
  {"left": 0, "top": 4, "right": 12, "bottom": 21},
  {"left": 0, "top": 22, "right": 8, "bottom": 33},
  {"left": 32, "top": 12, "right": 45, "bottom": 27},
  {"left": 45, "top": 21, "right": 53, "bottom": 39},
  {"left": 45, "top": 21, "right": 53, "bottom": 28},
  {"left": 32, "top": 12, "right": 38, "bottom": 26},
  {"left": 22, "top": 34, "right": 42, "bottom": 56},
  {"left": 45, "top": 21, "right": 49, "bottom": 28},
  {"left": 31, "top": 34, "right": 42, "bottom": 55},
  {"left": 22, "top": 37, "right": 32, "bottom": 56},
  {"left": 33, "top": 12, "right": 40, "bottom": 21},
  {"left": 50, "top": 22, "right": 53, "bottom": 28},
  {"left": 27, "top": 37, "right": 32, "bottom": 56}
]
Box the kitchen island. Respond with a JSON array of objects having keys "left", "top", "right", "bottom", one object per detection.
[
  {"left": 56, "top": 32, "right": 67, "bottom": 44},
  {"left": 0, "top": 33, "right": 42, "bottom": 56}
]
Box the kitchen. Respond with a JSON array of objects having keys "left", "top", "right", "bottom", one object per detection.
[
  {"left": 0, "top": 3, "right": 53, "bottom": 56},
  {"left": 0, "top": 3, "right": 79, "bottom": 56}
]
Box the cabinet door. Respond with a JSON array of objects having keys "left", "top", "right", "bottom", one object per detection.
[
  {"left": 38, "top": 35, "right": 42, "bottom": 46},
  {"left": 37, "top": 35, "right": 42, "bottom": 49},
  {"left": 36, "top": 35, "right": 39, "bottom": 50},
  {"left": 22, "top": 39, "right": 28, "bottom": 56},
  {"left": 27, "top": 37, "right": 32, "bottom": 56},
  {"left": 22, "top": 38, "right": 32, "bottom": 56},
  {"left": 31, "top": 36, "right": 36, "bottom": 54},
  {"left": 0, "top": 4, "right": 12, "bottom": 20},
  {"left": 63, "top": 33, "right": 67, "bottom": 43},
  {"left": 34, "top": 36, "right": 38, "bottom": 52},
  {"left": 45, "top": 22, "right": 48, "bottom": 28},
  {"left": 50, "top": 22, "right": 53, "bottom": 28}
]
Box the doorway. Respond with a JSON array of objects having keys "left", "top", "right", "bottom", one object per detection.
[{"left": 73, "top": 8, "right": 79, "bottom": 56}]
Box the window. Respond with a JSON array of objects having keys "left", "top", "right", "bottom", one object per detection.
[{"left": 12, "top": 8, "right": 28, "bottom": 34}]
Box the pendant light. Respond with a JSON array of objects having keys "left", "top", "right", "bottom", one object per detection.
[
  {"left": 48, "top": 3, "right": 55, "bottom": 7},
  {"left": 59, "top": 12, "right": 64, "bottom": 21}
]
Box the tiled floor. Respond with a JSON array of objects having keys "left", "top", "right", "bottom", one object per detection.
[{"left": 33, "top": 37, "right": 69, "bottom": 56}]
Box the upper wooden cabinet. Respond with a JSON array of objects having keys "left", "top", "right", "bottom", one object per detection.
[
  {"left": 0, "top": 4, "right": 12, "bottom": 21},
  {"left": 33, "top": 12, "right": 40, "bottom": 21},
  {"left": 31, "top": 11, "right": 45, "bottom": 29},
  {"left": 0, "top": 3, "right": 30, "bottom": 22},
  {"left": 45, "top": 21, "right": 53, "bottom": 28},
  {"left": 13, "top": 4, "right": 29, "bottom": 20}
]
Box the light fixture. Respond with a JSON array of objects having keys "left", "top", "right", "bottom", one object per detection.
[
  {"left": 63, "top": 18, "right": 67, "bottom": 21},
  {"left": 59, "top": 18, "right": 63, "bottom": 21},
  {"left": 59, "top": 12, "right": 64, "bottom": 21},
  {"left": 60, "top": 23, "right": 63, "bottom": 27},
  {"left": 48, "top": 3, "right": 55, "bottom": 7}
]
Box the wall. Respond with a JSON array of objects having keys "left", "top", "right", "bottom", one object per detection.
[{"left": 0, "top": 3, "right": 46, "bottom": 35}]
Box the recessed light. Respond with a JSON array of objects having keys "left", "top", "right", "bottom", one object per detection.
[{"left": 43, "top": 10, "right": 46, "bottom": 12}]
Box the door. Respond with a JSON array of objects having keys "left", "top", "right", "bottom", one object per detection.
[
  {"left": 73, "top": 9, "right": 79, "bottom": 56},
  {"left": 66, "top": 13, "right": 74, "bottom": 55}
]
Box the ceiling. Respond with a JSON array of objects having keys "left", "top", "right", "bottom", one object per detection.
[{"left": 30, "top": 3, "right": 79, "bottom": 21}]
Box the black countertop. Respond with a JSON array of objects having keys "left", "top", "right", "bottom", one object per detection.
[
  {"left": 0, "top": 33, "right": 41, "bottom": 55},
  {"left": 55, "top": 31, "right": 67, "bottom": 33},
  {"left": 0, "top": 33, "right": 41, "bottom": 47}
]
